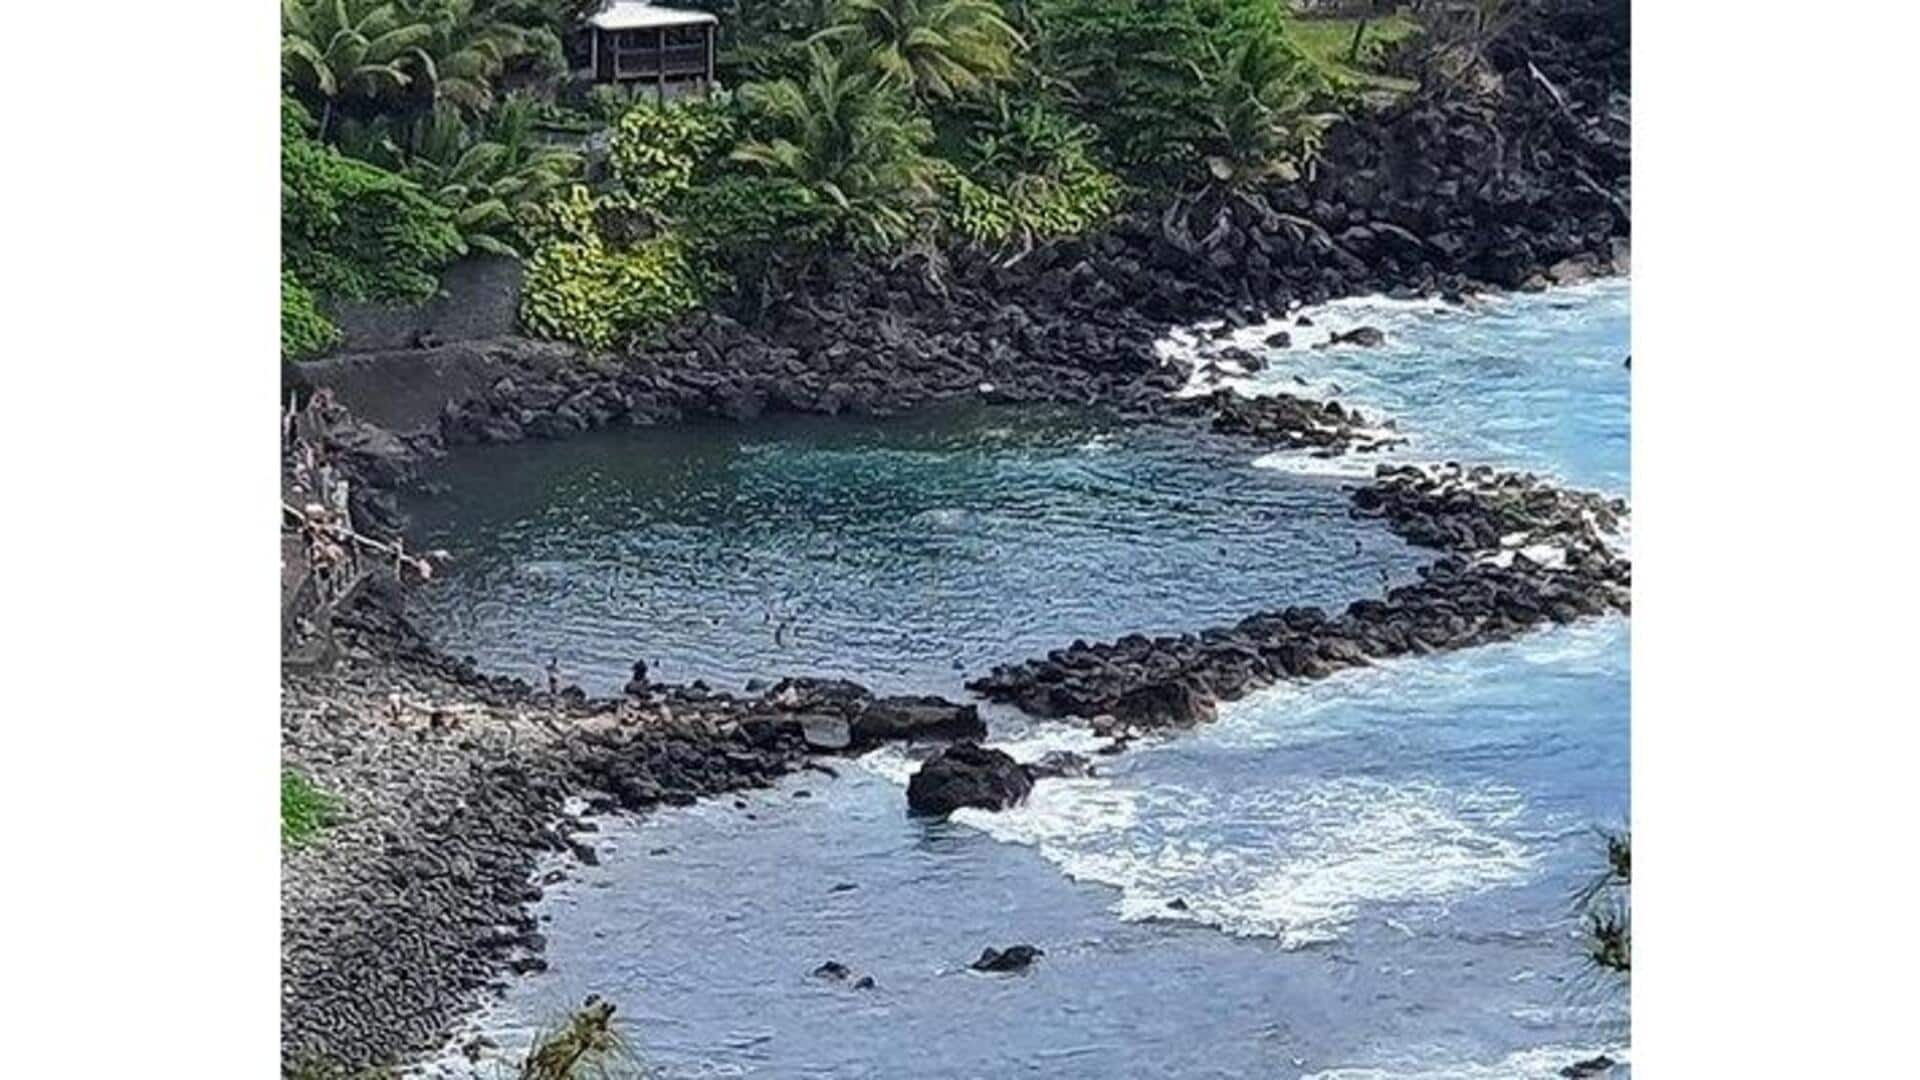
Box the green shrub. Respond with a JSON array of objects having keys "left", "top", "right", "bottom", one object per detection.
[
  {"left": 938, "top": 99, "right": 1121, "bottom": 247},
  {"left": 282, "top": 769, "right": 337, "bottom": 848},
  {"left": 282, "top": 271, "right": 342, "bottom": 361},
  {"left": 609, "top": 96, "right": 740, "bottom": 211},
  {"left": 282, "top": 97, "right": 464, "bottom": 305},
  {"left": 680, "top": 175, "right": 831, "bottom": 266},
  {"left": 520, "top": 187, "right": 707, "bottom": 349}
]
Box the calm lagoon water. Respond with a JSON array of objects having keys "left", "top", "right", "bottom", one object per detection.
[{"left": 408, "top": 279, "right": 1631, "bottom": 1079}]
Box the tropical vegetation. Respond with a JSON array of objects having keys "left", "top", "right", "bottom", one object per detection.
[
  {"left": 281, "top": 0, "right": 1424, "bottom": 356},
  {"left": 812, "top": 0, "right": 1025, "bottom": 101}
]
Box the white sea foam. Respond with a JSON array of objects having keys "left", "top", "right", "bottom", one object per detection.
[
  {"left": 1251, "top": 447, "right": 1390, "bottom": 479},
  {"left": 1300, "top": 1043, "right": 1629, "bottom": 1080},
  {"left": 1075, "top": 775, "right": 1528, "bottom": 947},
  {"left": 1483, "top": 544, "right": 1568, "bottom": 570},
  {"left": 853, "top": 742, "right": 922, "bottom": 787},
  {"left": 867, "top": 730, "right": 1538, "bottom": 948},
  {"left": 1208, "top": 619, "right": 1627, "bottom": 749},
  {"left": 1162, "top": 280, "right": 1632, "bottom": 501},
  {"left": 852, "top": 629, "right": 1603, "bottom": 948},
  {"left": 853, "top": 725, "right": 1109, "bottom": 788}
]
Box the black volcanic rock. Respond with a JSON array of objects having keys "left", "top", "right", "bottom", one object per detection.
[
  {"left": 971, "top": 945, "right": 1044, "bottom": 973},
  {"left": 906, "top": 743, "right": 1033, "bottom": 817}
]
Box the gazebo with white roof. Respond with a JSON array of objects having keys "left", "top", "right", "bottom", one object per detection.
[{"left": 585, "top": 2, "right": 718, "bottom": 100}]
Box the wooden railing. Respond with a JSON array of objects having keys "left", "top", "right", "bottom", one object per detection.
[{"left": 612, "top": 44, "right": 708, "bottom": 80}]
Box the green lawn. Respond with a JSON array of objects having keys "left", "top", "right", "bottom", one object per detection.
[{"left": 1292, "top": 12, "right": 1425, "bottom": 100}]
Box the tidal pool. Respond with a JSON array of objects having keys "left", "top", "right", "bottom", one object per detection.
[{"left": 407, "top": 280, "right": 1631, "bottom": 1079}]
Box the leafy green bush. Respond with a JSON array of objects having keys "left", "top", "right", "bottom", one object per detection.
[
  {"left": 938, "top": 99, "right": 1121, "bottom": 248},
  {"left": 282, "top": 271, "right": 342, "bottom": 361},
  {"left": 1193, "top": 14, "right": 1336, "bottom": 187},
  {"left": 520, "top": 185, "right": 708, "bottom": 349},
  {"left": 282, "top": 97, "right": 464, "bottom": 304},
  {"left": 282, "top": 769, "right": 337, "bottom": 848},
  {"left": 609, "top": 96, "right": 740, "bottom": 211},
  {"left": 679, "top": 175, "right": 832, "bottom": 265},
  {"left": 702, "top": 0, "right": 833, "bottom": 84}
]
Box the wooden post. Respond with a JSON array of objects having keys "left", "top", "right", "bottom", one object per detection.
[
  {"left": 590, "top": 28, "right": 598, "bottom": 81},
  {"left": 705, "top": 24, "right": 715, "bottom": 95},
  {"left": 656, "top": 28, "right": 666, "bottom": 104}
]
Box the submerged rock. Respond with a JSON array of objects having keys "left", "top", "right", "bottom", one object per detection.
[
  {"left": 906, "top": 743, "right": 1033, "bottom": 817},
  {"left": 812, "top": 959, "right": 876, "bottom": 989},
  {"left": 1324, "top": 325, "right": 1386, "bottom": 348},
  {"left": 971, "top": 944, "right": 1044, "bottom": 973},
  {"left": 1025, "top": 750, "right": 1096, "bottom": 781}
]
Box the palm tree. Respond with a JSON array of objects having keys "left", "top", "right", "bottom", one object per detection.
[
  {"left": 400, "top": 0, "right": 546, "bottom": 115},
  {"left": 813, "top": 0, "right": 1024, "bottom": 101},
  {"left": 282, "top": 0, "right": 543, "bottom": 137},
  {"left": 335, "top": 96, "right": 583, "bottom": 257},
  {"left": 732, "top": 43, "right": 937, "bottom": 252},
  {"left": 281, "top": 0, "right": 434, "bottom": 137},
  {"left": 1195, "top": 26, "right": 1332, "bottom": 188}
]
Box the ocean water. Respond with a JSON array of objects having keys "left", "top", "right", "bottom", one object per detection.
[
  {"left": 407, "top": 280, "right": 1631, "bottom": 1079},
  {"left": 404, "top": 408, "right": 1433, "bottom": 697}
]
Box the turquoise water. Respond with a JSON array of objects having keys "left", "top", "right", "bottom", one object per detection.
[{"left": 410, "top": 280, "right": 1631, "bottom": 1078}]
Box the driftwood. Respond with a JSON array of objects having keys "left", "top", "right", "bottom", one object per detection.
[{"left": 1526, "top": 60, "right": 1575, "bottom": 122}]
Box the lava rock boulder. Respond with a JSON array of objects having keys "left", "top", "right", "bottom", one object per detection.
[
  {"left": 971, "top": 944, "right": 1044, "bottom": 973},
  {"left": 854, "top": 695, "right": 986, "bottom": 747},
  {"left": 1325, "top": 325, "right": 1386, "bottom": 348},
  {"left": 1111, "top": 680, "right": 1216, "bottom": 730},
  {"left": 906, "top": 743, "right": 1033, "bottom": 817}
]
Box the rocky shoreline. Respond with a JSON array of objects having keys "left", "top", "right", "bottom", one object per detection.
[
  {"left": 281, "top": 4, "right": 1631, "bottom": 1073},
  {"left": 290, "top": 1, "right": 1627, "bottom": 539},
  {"left": 284, "top": 634, "right": 998, "bottom": 1072},
  {"left": 284, "top": 460, "right": 1631, "bottom": 1073},
  {"left": 968, "top": 463, "right": 1630, "bottom": 739}
]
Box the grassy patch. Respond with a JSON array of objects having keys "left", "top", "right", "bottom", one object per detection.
[
  {"left": 282, "top": 769, "right": 336, "bottom": 848},
  {"left": 522, "top": 998, "right": 640, "bottom": 1079},
  {"left": 1292, "top": 13, "right": 1425, "bottom": 98},
  {"left": 288, "top": 999, "right": 639, "bottom": 1079}
]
